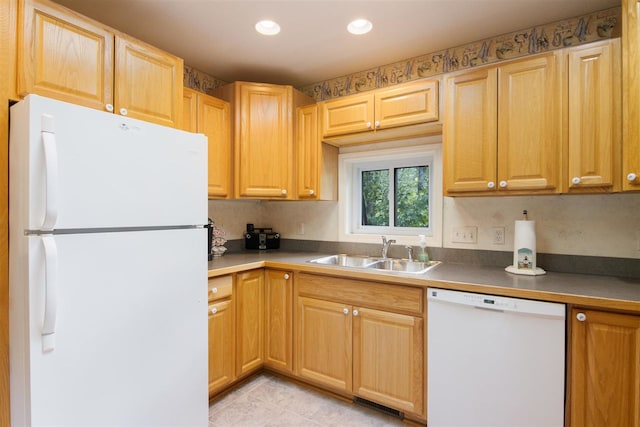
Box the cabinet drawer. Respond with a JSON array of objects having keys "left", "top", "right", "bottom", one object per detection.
[
  {"left": 296, "top": 273, "right": 423, "bottom": 315},
  {"left": 208, "top": 275, "right": 232, "bottom": 301}
]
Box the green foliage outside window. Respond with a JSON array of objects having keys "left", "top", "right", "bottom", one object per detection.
[{"left": 361, "top": 169, "right": 389, "bottom": 226}]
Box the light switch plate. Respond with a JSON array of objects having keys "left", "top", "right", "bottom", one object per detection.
[{"left": 452, "top": 226, "right": 477, "bottom": 244}]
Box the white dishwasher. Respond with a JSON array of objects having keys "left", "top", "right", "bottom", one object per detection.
[{"left": 427, "top": 288, "right": 566, "bottom": 427}]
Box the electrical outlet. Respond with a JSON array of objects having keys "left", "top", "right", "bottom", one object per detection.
[
  {"left": 452, "top": 226, "right": 477, "bottom": 243},
  {"left": 491, "top": 227, "right": 506, "bottom": 245},
  {"left": 296, "top": 222, "right": 305, "bottom": 235}
]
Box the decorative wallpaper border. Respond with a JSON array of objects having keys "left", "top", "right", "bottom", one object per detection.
[{"left": 184, "top": 7, "right": 620, "bottom": 101}]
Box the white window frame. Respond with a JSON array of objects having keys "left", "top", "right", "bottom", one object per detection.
[{"left": 338, "top": 143, "right": 443, "bottom": 248}]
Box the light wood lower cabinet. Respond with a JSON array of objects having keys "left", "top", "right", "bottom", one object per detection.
[
  {"left": 236, "top": 269, "right": 264, "bottom": 377},
  {"left": 208, "top": 299, "right": 234, "bottom": 395},
  {"left": 295, "top": 273, "right": 425, "bottom": 419},
  {"left": 570, "top": 308, "right": 640, "bottom": 426},
  {"left": 264, "top": 269, "right": 293, "bottom": 373}
]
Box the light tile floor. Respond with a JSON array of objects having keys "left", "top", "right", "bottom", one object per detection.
[{"left": 209, "top": 373, "right": 409, "bottom": 426}]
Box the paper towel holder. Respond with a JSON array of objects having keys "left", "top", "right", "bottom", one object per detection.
[{"left": 505, "top": 210, "right": 546, "bottom": 276}]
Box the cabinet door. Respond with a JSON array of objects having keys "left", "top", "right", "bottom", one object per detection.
[
  {"left": 18, "top": 0, "right": 114, "bottom": 110},
  {"left": 567, "top": 40, "right": 621, "bottom": 193},
  {"left": 320, "top": 93, "right": 374, "bottom": 137},
  {"left": 622, "top": 0, "right": 640, "bottom": 191},
  {"left": 264, "top": 269, "right": 292, "bottom": 373},
  {"left": 236, "top": 83, "right": 292, "bottom": 198},
  {"left": 443, "top": 68, "right": 498, "bottom": 193},
  {"left": 570, "top": 309, "right": 640, "bottom": 427},
  {"left": 208, "top": 299, "right": 234, "bottom": 395},
  {"left": 296, "top": 297, "right": 352, "bottom": 392},
  {"left": 199, "top": 94, "right": 231, "bottom": 198},
  {"left": 498, "top": 53, "right": 561, "bottom": 192},
  {"left": 296, "top": 104, "right": 320, "bottom": 199},
  {"left": 353, "top": 307, "right": 424, "bottom": 416},
  {"left": 182, "top": 87, "right": 198, "bottom": 132},
  {"left": 235, "top": 269, "right": 264, "bottom": 377},
  {"left": 114, "top": 34, "right": 183, "bottom": 128},
  {"left": 375, "top": 80, "right": 439, "bottom": 130}
]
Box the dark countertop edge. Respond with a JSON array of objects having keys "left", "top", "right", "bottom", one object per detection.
[{"left": 208, "top": 252, "right": 640, "bottom": 313}]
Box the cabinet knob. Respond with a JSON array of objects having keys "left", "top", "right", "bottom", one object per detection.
[
  {"left": 119, "top": 108, "right": 128, "bottom": 116},
  {"left": 210, "top": 307, "right": 218, "bottom": 315},
  {"left": 374, "top": 120, "right": 380, "bottom": 128},
  {"left": 210, "top": 287, "right": 218, "bottom": 294},
  {"left": 576, "top": 312, "right": 586, "bottom": 322},
  {"left": 572, "top": 177, "right": 581, "bottom": 185},
  {"left": 284, "top": 273, "right": 290, "bottom": 280},
  {"left": 343, "top": 308, "right": 349, "bottom": 315},
  {"left": 487, "top": 181, "right": 495, "bottom": 189},
  {"left": 281, "top": 189, "right": 287, "bottom": 195},
  {"left": 309, "top": 189, "right": 315, "bottom": 195},
  {"left": 352, "top": 309, "right": 359, "bottom": 316},
  {"left": 499, "top": 180, "right": 508, "bottom": 188},
  {"left": 628, "top": 173, "right": 638, "bottom": 182},
  {"left": 366, "top": 122, "right": 372, "bottom": 129},
  {"left": 105, "top": 104, "right": 114, "bottom": 112}
]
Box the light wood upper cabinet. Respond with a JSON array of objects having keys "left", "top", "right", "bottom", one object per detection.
[
  {"left": 114, "top": 34, "right": 182, "bottom": 128},
  {"left": 622, "top": 0, "right": 640, "bottom": 191},
  {"left": 444, "top": 52, "right": 562, "bottom": 195},
  {"left": 570, "top": 308, "right": 640, "bottom": 427},
  {"left": 444, "top": 68, "right": 498, "bottom": 193},
  {"left": 264, "top": 269, "right": 293, "bottom": 373},
  {"left": 18, "top": 0, "right": 114, "bottom": 110},
  {"left": 497, "top": 52, "right": 561, "bottom": 193},
  {"left": 18, "top": 0, "right": 183, "bottom": 128},
  {"left": 566, "top": 39, "right": 621, "bottom": 193},
  {"left": 182, "top": 88, "right": 232, "bottom": 198},
  {"left": 320, "top": 79, "right": 439, "bottom": 138},
  {"left": 235, "top": 269, "right": 264, "bottom": 377}
]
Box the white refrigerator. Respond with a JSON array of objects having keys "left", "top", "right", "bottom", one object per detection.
[{"left": 9, "top": 95, "right": 209, "bottom": 426}]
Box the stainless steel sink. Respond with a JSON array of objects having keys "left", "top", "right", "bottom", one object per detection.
[
  {"left": 307, "top": 254, "right": 380, "bottom": 268},
  {"left": 307, "top": 254, "right": 441, "bottom": 275},
  {"left": 366, "top": 259, "right": 441, "bottom": 274}
]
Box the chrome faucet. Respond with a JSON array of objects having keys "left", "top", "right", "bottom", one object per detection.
[
  {"left": 405, "top": 246, "right": 414, "bottom": 261},
  {"left": 381, "top": 236, "right": 396, "bottom": 259}
]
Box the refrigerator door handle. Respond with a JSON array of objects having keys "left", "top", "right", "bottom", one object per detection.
[
  {"left": 41, "top": 114, "right": 59, "bottom": 231},
  {"left": 41, "top": 235, "right": 58, "bottom": 352}
]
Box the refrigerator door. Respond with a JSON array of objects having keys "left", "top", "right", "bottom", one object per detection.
[
  {"left": 9, "top": 94, "right": 207, "bottom": 231},
  {"left": 10, "top": 229, "right": 208, "bottom": 426}
]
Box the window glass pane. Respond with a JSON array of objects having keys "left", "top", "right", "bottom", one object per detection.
[
  {"left": 395, "top": 166, "right": 429, "bottom": 227},
  {"left": 361, "top": 169, "right": 389, "bottom": 226}
]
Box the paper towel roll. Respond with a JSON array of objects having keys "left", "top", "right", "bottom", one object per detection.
[{"left": 505, "top": 220, "right": 546, "bottom": 275}]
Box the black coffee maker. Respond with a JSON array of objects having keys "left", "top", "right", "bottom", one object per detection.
[{"left": 206, "top": 218, "right": 213, "bottom": 260}]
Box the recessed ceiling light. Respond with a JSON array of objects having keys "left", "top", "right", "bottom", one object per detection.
[
  {"left": 255, "top": 20, "right": 281, "bottom": 36},
  {"left": 347, "top": 18, "right": 373, "bottom": 35}
]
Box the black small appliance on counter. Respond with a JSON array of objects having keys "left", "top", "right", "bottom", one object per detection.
[{"left": 245, "top": 223, "right": 280, "bottom": 250}]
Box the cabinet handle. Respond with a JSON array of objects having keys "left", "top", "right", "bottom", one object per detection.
[
  {"left": 210, "top": 307, "right": 218, "bottom": 315},
  {"left": 210, "top": 287, "right": 218, "bottom": 294},
  {"left": 119, "top": 108, "right": 128, "bottom": 116},
  {"left": 628, "top": 173, "right": 638, "bottom": 182},
  {"left": 352, "top": 309, "right": 359, "bottom": 316},
  {"left": 366, "top": 122, "right": 372, "bottom": 129},
  {"left": 576, "top": 312, "right": 586, "bottom": 322},
  {"left": 499, "top": 180, "right": 508, "bottom": 188},
  {"left": 284, "top": 273, "right": 290, "bottom": 280},
  {"left": 343, "top": 308, "right": 349, "bottom": 315},
  {"left": 487, "top": 181, "right": 495, "bottom": 189},
  {"left": 309, "top": 189, "right": 315, "bottom": 195},
  {"left": 105, "top": 104, "right": 114, "bottom": 112},
  {"left": 572, "top": 177, "right": 581, "bottom": 185},
  {"left": 374, "top": 120, "right": 380, "bottom": 128},
  {"left": 281, "top": 189, "right": 287, "bottom": 195}
]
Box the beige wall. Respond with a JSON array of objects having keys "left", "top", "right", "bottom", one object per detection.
[{"left": 210, "top": 192, "right": 640, "bottom": 259}]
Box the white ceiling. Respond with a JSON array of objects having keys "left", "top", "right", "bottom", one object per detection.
[{"left": 52, "top": 0, "right": 620, "bottom": 87}]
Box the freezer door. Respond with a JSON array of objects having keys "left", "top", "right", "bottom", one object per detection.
[
  {"left": 10, "top": 94, "right": 207, "bottom": 231},
  {"left": 10, "top": 229, "right": 208, "bottom": 426}
]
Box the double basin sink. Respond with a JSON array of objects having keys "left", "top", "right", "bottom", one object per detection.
[{"left": 308, "top": 254, "right": 441, "bottom": 275}]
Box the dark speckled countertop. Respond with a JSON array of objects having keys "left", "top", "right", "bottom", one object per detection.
[{"left": 208, "top": 251, "right": 640, "bottom": 313}]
